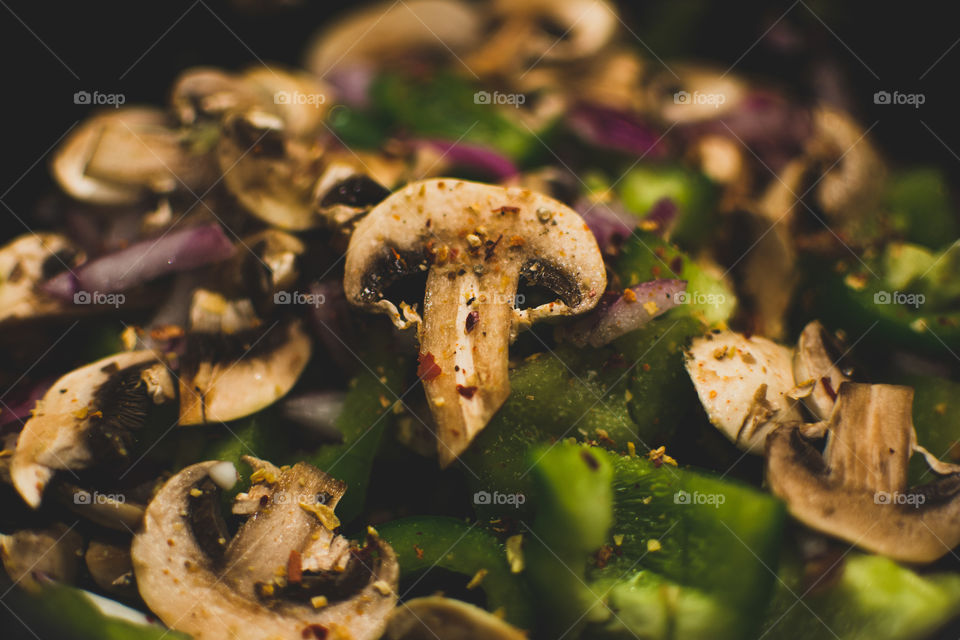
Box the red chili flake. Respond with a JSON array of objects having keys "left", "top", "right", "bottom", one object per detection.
[
  {"left": 456, "top": 385, "right": 478, "bottom": 399},
  {"left": 651, "top": 265, "right": 661, "bottom": 277},
  {"left": 302, "top": 624, "right": 329, "bottom": 639},
  {"left": 414, "top": 544, "right": 425, "bottom": 560},
  {"left": 821, "top": 376, "right": 837, "bottom": 402},
  {"left": 594, "top": 544, "right": 614, "bottom": 569},
  {"left": 642, "top": 363, "right": 651, "bottom": 372},
  {"left": 465, "top": 310, "right": 480, "bottom": 333},
  {"left": 287, "top": 549, "right": 302, "bottom": 584},
  {"left": 494, "top": 205, "right": 520, "bottom": 215},
  {"left": 417, "top": 353, "right": 442, "bottom": 381},
  {"left": 581, "top": 450, "right": 600, "bottom": 470},
  {"left": 670, "top": 256, "right": 683, "bottom": 274}
]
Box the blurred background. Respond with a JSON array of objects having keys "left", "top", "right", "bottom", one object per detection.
[{"left": 0, "top": 0, "right": 958, "bottom": 242}]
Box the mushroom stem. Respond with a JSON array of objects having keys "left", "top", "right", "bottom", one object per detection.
[
  {"left": 420, "top": 264, "right": 520, "bottom": 467},
  {"left": 822, "top": 383, "right": 912, "bottom": 494}
]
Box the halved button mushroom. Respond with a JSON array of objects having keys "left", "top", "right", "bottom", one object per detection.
[
  {"left": 131, "top": 458, "right": 398, "bottom": 640},
  {"left": 178, "top": 291, "right": 312, "bottom": 424},
  {"left": 11, "top": 350, "right": 175, "bottom": 508},
  {"left": 684, "top": 330, "right": 802, "bottom": 454},
  {"left": 344, "top": 178, "right": 606, "bottom": 465},
  {"left": 767, "top": 382, "right": 960, "bottom": 564}
]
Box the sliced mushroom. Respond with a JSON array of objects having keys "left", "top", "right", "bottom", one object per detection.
[
  {"left": 646, "top": 64, "right": 746, "bottom": 124},
  {"left": 305, "top": 0, "right": 483, "bottom": 76},
  {"left": 178, "top": 292, "right": 311, "bottom": 424},
  {"left": 85, "top": 539, "right": 137, "bottom": 599},
  {"left": 792, "top": 320, "right": 851, "bottom": 420},
  {"left": 767, "top": 382, "right": 960, "bottom": 564},
  {"left": 52, "top": 107, "right": 211, "bottom": 205},
  {"left": 131, "top": 458, "right": 398, "bottom": 640},
  {"left": 1, "top": 524, "right": 84, "bottom": 591},
  {"left": 684, "top": 330, "right": 802, "bottom": 453},
  {"left": 55, "top": 483, "right": 147, "bottom": 532},
  {"left": 217, "top": 110, "right": 323, "bottom": 230},
  {"left": 386, "top": 597, "right": 527, "bottom": 640},
  {"left": 0, "top": 233, "right": 81, "bottom": 327},
  {"left": 313, "top": 159, "right": 393, "bottom": 232},
  {"left": 466, "top": 0, "right": 618, "bottom": 76},
  {"left": 344, "top": 178, "right": 605, "bottom": 465},
  {"left": 11, "top": 350, "right": 175, "bottom": 508}
]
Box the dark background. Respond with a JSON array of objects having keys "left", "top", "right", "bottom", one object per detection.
[{"left": 1, "top": 0, "right": 959, "bottom": 637}]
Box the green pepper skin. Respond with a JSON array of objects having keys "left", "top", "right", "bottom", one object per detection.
[
  {"left": 615, "top": 231, "right": 736, "bottom": 326},
  {"left": 617, "top": 165, "right": 718, "bottom": 250},
  {"left": 376, "top": 516, "right": 535, "bottom": 629},
  {"left": 760, "top": 552, "right": 960, "bottom": 640},
  {"left": 884, "top": 168, "right": 959, "bottom": 250},
  {"left": 525, "top": 444, "right": 785, "bottom": 640},
  {"left": 462, "top": 316, "right": 703, "bottom": 518},
  {"left": 305, "top": 348, "right": 407, "bottom": 524}
]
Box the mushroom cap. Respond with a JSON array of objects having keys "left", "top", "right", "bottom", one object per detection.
[
  {"left": 0, "top": 233, "right": 79, "bottom": 326},
  {"left": 132, "top": 460, "right": 398, "bottom": 640},
  {"left": 344, "top": 178, "right": 606, "bottom": 328},
  {"left": 11, "top": 350, "right": 169, "bottom": 508},
  {"left": 684, "top": 330, "right": 802, "bottom": 454},
  {"left": 792, "top": 320, "right": 850, "bottom": 420},
  {"left": 386, "top": 597, "right": 528, "bottom": 640}
]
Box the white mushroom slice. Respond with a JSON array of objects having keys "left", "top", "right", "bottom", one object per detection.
[
  {"left": 11, "top": 350, "right": 173, "bottom": 508},
  {"left": 793, "top": 320, "right": 850, "bottom": 420},
  {"left": 305, "top": 0, "right": 483, "bottom": 76},
  {"left": 131, "top": 459, "right": 398, "bottom": 640},
  {"left": 344, "top": 179, "right": 606, "bottom": 466},
  {"left": 649, "top": 64, "right": 747, "bottom": 124},
  {"left": 0, "top": 233, "right": 80, "bottom": 326},
  {"left": 52, "top": 107, "right": 210, "bottom": 204},
  {"left": 386, "top": 597, "right": 527, "bottom": 640},
  {"left": 767, "top": 382, "right": 960, "bottom": 564},
  {"left": 178, "top": 318, "right": 312, "bottom": 425},
  {"left": 241, "top": 67, "right": 332, "bottom": 138},
  {"left": 0, "top": 524, "right": 84, "bottom": 591},
  {"left": 684, "top": 331, "right": 802, "bottom": 454}
]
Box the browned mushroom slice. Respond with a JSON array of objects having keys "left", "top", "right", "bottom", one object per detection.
[
  {"left": 344, "top": 178, "right": 606, "bottom": 466},
  {"left": 766, "top": 382, "right": 960, "bottom": 564},
  {"left": 386, "top": 597, "right": 527, "bottom": 640},
  {"left": 0, "top": 233, "right": 81, "bottom": 328},
  {"left": 313, "top": 159, "right": 394, "bottom": 232},
  {"left": 85, "top": 539, "right": 137, "bottom": 599},
  {"left": 131, "top": 458, "right": 398, "bottom": 640},
  {"left": 178, "top": 291, "right": 311, "bottom": 425},
  {"left": 52, "top": 107, "right": 212, "bottom": 204},
  {"left": 1, "top": 524, "right": 84, "bottom": 591},
  {"left": 304, "top": 0, "right": 482, "bottom": 76},
  {"left": 792, "top": 320, "right": 851, "bottom": 420},
  {"left": 11, "top": 350, "right": 175, "bottom": 508},
  {"left": 647, "top": 64, "right": 746, "bottom": 124}
]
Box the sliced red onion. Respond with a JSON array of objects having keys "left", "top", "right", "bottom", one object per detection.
[
  {"left": 414, "top": 139, "right": 518, "bottom": 180},
  {"left": 326, "top": 63, "right": 375, "bottom": 108},
  {"left": 575, "top": 197, "right": 637, "bottom": 252},
  {"left": 562, "top": 279, "right": 687, "bottom": 348},
  {"left": 567, "top": 103, "right": 669, "bottom": 158},
  {"left": 643, "top": 197, "right": 679, "bottom": 235},
  {"left": 279, "top": 390, "right": 346, "bottom": 442},
  {"left": 43, "top": 224, "right": 235, "bottom": 300},
  {"left": 0, "top": 377, "right": 54, "bottom": 428}
]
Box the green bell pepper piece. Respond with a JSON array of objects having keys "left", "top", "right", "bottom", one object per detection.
[
  {"left": 376, "top": 516, "right": 535, "bottom": 629},
  {"left": 615, "top": 230, "right": 736, "bottom": 326},
  {"left": 761, "top": 552, "right": 960, "bottom": 640},
  {"left": 617, "top": 164, "right": 718, "bottom": 250},
  {"left": 884, "top": 168, "right": 959, "bottom": 250}
]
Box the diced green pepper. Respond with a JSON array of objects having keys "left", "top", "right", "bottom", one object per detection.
[
  {"left": 617, "top": 164, "right": 718, "bottom": 250},
  {"left": 761, "top": 552, "right": 960, "bottom": 640},
  {"left": 615, "top": 230, "right": 736, "bottom": 326},
  {"left": 376, "top": 516, "right": 535, "bottom": 629},
  {"left": 883, "top": 168, "right": 959, "bottom": 250}
]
